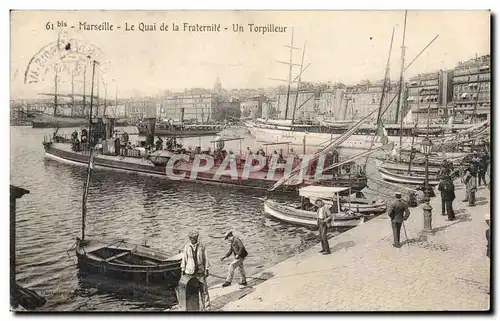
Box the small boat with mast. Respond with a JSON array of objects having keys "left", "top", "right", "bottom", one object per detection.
[{"left": 72, "top": 58, "right": 182, "bottom": 289}]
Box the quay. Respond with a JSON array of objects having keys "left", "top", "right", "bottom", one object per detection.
[{"left": 206, "top": 180, "right": 491, "bottom": 311}]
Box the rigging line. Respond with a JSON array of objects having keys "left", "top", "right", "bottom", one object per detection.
[
  {"left": 364, "top": 25, "right": 396, "bottom": 168},
  {"left": 210, "top": 265, "right": 349, "bottom": 282},
  {"left": 403, "top": 35, "right": 439, "bottom": 73}
]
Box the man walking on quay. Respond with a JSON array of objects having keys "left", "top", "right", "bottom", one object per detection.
[
  {"left": 478, "top": 151, "right": 489, "bottom": 187},
  {"left": 180, "top": 231, "right": 211, "bottom": 310},
  {"left": 462, "top": 169, "right": 477, "bottom": 207},
  {"left": 387, "top": 192, "right": 410, "bottom": 248},
  {"left": 438, "top": 175, "right": 456, "bottom": 221},
  {"left": 220, "top": 231, "right": 248, "bottom": 288},
  {"left": 316, "top": 199, "right": 333, "bottom": 255}
]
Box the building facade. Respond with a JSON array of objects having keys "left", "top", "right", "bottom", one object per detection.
[
  {"left": 406, "top": 70, "right": 454, "bottom": 123},
  {"left": 452, "top": 54, "right": 491, "bottom": 122},
  {"left": 339, "top": 80, "right": 401, "bottom": 124},
  {"left": 240, "top": 96, "right": 266, "bottom": 119},
  {"left": 318, "top": 89, "right": 344, "bottom": 119},
  {"left": 159, "top": 94, "right": 219, "bottom": 123},
  {"left": 276, "top": 91, "right": 317, "bottom": 120}
]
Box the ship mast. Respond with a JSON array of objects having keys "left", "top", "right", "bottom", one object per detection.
[
  {"left": 81, "top": 59, "right": 98, "bottom": 241},
  {"left": 83, "top": 64, "right": 87, "bottom": 117},
  {"left": 291, "top": 42, "right": 307, "bottom": 125},
  {"left": 283, "top": 28, "right": 295, "bottom": 120},
  {"left": 71, "top": 70, "right": 75, "bottom": 117},
  {"left": 397, "top": 11, "right": 408, "bottom": 160},
  {"left": 363, "top": 26, "right": 396, "bottom": 168},
  {"left": 53, "top": 67, "right": 58, "bottom": 117}
]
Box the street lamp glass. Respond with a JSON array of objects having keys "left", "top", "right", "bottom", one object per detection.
[{"left": 420, "top": 137, "right": 433, "bottom": 155}]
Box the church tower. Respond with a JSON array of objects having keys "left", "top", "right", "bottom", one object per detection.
[{"left": 214, "top": 74, "right": 222, "bottom": 93}]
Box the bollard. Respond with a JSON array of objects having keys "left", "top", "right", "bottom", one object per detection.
[
  {"left": 422, "top": 200, "right": 433, "bottom": 234},
  {"left": 175, "top": 274, "right": 203, "bottom": 311}
]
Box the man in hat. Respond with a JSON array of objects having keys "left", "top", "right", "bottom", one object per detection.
[
  {"left": 462, "top": 169, "right": 476, "bottom": 206},
  {"left": 438, "top": 175, "right": 456, "bottom": 221},
  {"left": 220, "top": 231, "right": 248, "bottom": 287},
  {"left": 386, "top": 192, "right": 410, "bottom": 248},
  {"left": 180, "top": 231, "right": 210, "bottom": 310},
  {"left": 315, "top": 199, "right": 333, "bottom": 255}
]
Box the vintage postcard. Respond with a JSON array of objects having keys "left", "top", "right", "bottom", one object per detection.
[{"left": 10, "top": 10, "right": 491, "bottom": 312}]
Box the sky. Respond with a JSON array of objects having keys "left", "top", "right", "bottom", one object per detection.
[{"left": 10, "top": 10, "right": 490, "bottom": 99}]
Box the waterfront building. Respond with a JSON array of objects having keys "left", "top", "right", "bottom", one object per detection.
[
  {"left": 275, "top": 91, "right": 317, "bottom": 121},
  {"left": 406, "top": 70, "right": 454, "bottom": 124},
  {"left": 240, "top": 97, "right": 263, "bottom": 119},
  {"left": 451, "top": 54, "right": 490, "bottom": 122},
  {"left": 344, "top": 79, "right": 401, "bottom": 124},
  {"left": 159, "top": 94, "right": 219, "bottom": 123}
]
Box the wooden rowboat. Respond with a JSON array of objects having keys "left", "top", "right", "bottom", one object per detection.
[
  {"left": 379, "top": 167, "right": 440, "bottom": 186},
  {"left": 339, "top": 196, "right": 387, "bottom": 214},
  {"left": 76, "top": 239, "right": 182, "bottom": 287},
  {"left": 264, "top": 199, "right": 365, "bottom": 228}
]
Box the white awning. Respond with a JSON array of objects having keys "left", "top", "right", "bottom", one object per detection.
[{"left": 299, "top": 186, "right": 350, "bottom": 199}]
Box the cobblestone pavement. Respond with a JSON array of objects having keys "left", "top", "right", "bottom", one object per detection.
[{"left": 217, "top": 181, "right": 490, "bottom": 311}]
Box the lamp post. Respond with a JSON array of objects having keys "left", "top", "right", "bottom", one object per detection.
[
  {"left": 420, "top": 136, "right": 434, "bottom": 234},
  {"left": 420, "top": 136, "right": 435, "bottom": 200}
]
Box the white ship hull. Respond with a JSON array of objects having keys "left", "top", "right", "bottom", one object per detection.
[{"left": 247, "top": 124, "right": 423, "bottom": 151}]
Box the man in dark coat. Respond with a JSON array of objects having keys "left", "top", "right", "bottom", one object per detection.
[
  {"left": 315, "top": 199, "right": 333, "bottom": 255},
  {"left": 478, "top": 152, "right": 489, "bottom": 187},
  {"left": 438, "top": 175, "right": 456, "bottom": 221},
  {"left": 387, "top": 192, "right": 410, "bottom": 248},
  {"left": 220, "top": 231, "right": 248, "bottom": 287}
]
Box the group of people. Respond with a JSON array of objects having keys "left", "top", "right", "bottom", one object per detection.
[
  {"left": 70, "top": 128, "right": 88, "bottom": 152},
  {"left": 179, "top": 230, "right": 248, "bottom": 311},
  {"left": 385, "top": 151, "right": 490, "bottom": 248}
]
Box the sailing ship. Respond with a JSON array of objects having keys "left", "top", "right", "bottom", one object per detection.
[
  {"left": 72, "top": 59, "right": 182, "bottom": 289},
  {"left": 31, "top": 59, "right": 128, "bottom": 128},
  {"left": 247, "top": 19, "right": 474, "bottom": 151}
]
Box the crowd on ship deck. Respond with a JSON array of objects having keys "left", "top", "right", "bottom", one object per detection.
[{"left": 147, "top": 136, "right": 365, "bottom": 177}]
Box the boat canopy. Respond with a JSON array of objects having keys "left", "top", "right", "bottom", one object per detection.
[{"left": 299, "top": 186, "right": 350, "bottom": 199}]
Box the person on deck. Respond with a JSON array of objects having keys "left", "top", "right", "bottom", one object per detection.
[
  {"left": 220, "top": 231, "right": 248, "bottom": 288},
  {"left": 180, "top": 231, "right": 211, "bottom": 310},
  {"left": 155, "top": 137, "right": 163, "bottom": 151},
  {"left": 462, "top": 169, "right": 477, "bottom": 207},
  {"left": 315, "top": 199, "right": 332, "bottom": 255},
  {"left": 386, "top": 192, "right": 410, "bottom": 248},
  {"left": 438, "top": 175, "right": 456, "bottom": 221},
  {"left": 278, "top": 149, "right": 285, "bottom": 163}
]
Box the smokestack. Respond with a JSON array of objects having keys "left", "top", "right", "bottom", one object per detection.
[{"left": 145, "top": 100, "right": 157, "bottom": 147}]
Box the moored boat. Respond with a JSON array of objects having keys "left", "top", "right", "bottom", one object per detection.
[
  {"left": 73, "top": 60, "right": 183, "bottom": 292},
  {"left": 75, "top": 239, "right": 182, "bottom": 287},
  {"left": 263, "top": 186, "right": 367, "bottom": 228},
  {"left": 137, "top": 121, "right": 223, "bottom": 137},
  {"left": 340, "top": 195, "right": 387, "bottom": 214},
  {"left": 43, "top": 140, "right": 368, "bottom": 193},
  {"left": 32, "top": 114, "right": 129, "bottom": 128},
  {"left": 378, "top": 166, "right": 440, "bottom": 186}
]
